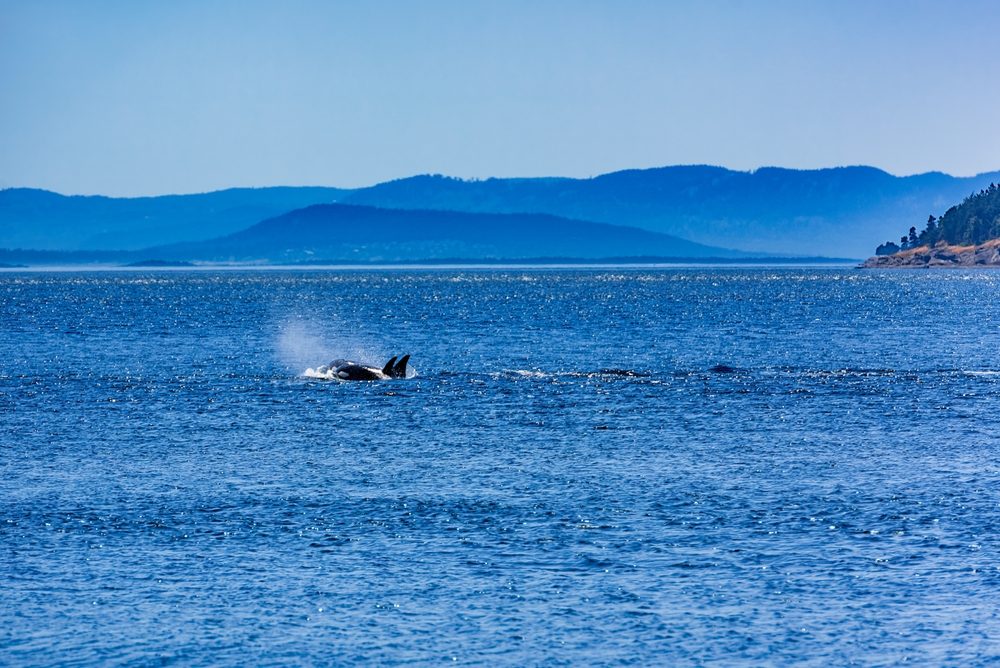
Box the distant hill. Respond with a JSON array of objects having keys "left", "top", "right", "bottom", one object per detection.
[
  {"left": 0, "top": 186, "right": 349, "bottom": 251},
  {"left": 340, "top": 166, "right": 1000, "bottom": 258},
  {"left": 143, "top": 203, "right": 749, "bottom": 263},
  {"left": 6, "top": 165, "right": 999, "bottom": 259}
]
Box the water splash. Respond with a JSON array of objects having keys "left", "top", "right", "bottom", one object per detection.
[{"left": 275, "top": 317, "right": 386, "bottom": 376}]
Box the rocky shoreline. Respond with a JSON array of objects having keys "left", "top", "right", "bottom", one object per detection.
[{"left": 860, "top": 239, "right": 1000, "bottom": 268}]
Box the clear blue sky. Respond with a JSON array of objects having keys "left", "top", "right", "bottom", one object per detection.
[{"left": 1, "top": 0, "right": 998, "bottom": 196}]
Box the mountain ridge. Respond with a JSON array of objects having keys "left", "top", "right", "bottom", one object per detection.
[
  {"left": 4, "top": 164, "right": 1000, "bottom": 258},
  {"left": 340, "top": 165, "right": 1000, "bottom": 257},
  {"left": 0, "top": 186, "right": 349, "bottom": 251}
]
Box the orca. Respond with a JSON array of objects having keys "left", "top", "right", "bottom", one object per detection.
[{"left": 316, "top": 355, "right": 410, "bottom": 381}]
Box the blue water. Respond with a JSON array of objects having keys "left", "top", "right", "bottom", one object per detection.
[{"left": 3, "top": 267, "right": 1000, "bottom": 665}]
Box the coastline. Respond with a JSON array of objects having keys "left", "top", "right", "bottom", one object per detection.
[{"left": 860, "top": 239, "right": 1000, "bottom": 268}]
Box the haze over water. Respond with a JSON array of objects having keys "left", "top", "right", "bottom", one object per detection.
[{"left": 3, "top": 267, "right": 1000, "bottom": 665}]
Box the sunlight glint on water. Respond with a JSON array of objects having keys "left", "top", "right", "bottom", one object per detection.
[{"left": 2, "top": 268, "right": 1000, "bottom": 665}]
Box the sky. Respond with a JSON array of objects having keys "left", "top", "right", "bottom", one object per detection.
[{"left": 1, "top": 0, "right": 999, "bottom": 197}]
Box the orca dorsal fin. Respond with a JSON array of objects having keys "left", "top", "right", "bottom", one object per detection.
[
  {"left": 393, "top": 354, "right": 410, "bottom": 378},
  {"left": 382, "top": 357, "right": 398, "bottom": 376}
]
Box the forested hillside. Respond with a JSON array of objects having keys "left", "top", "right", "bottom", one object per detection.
[{"left": 888, "top": 183, "right": 1000, "bottom": 251}]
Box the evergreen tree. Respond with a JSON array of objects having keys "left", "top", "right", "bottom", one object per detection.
[{"left": 918, "top": 215, "right": 937, "bottom": 245}]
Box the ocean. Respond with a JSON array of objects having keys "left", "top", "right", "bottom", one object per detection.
[{"left": 3, "top": 267, "right": 1000, "bottom": 665}]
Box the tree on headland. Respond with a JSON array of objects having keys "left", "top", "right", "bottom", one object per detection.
[
  {"left": 916, "top": 215, "right": 936, "bottom": 246},
  {"left": 876, "top": 241, "right": 900, "bottom": 255}
]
